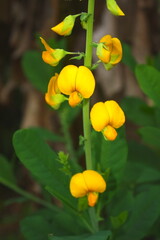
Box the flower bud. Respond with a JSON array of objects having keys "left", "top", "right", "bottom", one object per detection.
[
  {"left": 40, "top": 37, "right": 67, "bottom": 66},
  {"left": 106, "top": 0, "right": 125, "bottom": 16},
  {"left": 51, "top": 15, "right": 77, "bottom": 36}
]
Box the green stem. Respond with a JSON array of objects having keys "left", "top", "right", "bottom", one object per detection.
[
  {"left": 83, "top": 0, "right": 95, "bottom": 170},
  {"left": 83, "top": 0, "right": 99, "bottom": 233},
  {"left": 2, "top": 180, "right": 57, "bottom": 211}
]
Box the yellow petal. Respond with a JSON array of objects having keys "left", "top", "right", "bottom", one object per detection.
[
  {"left": 110, "top": 38, "right": 122, "bottom": 64},
  {"left": 40, "top": 37, "right": 54, "bottom": 53},
  {"left": 76, "top": 66, "right": 95, "bottom": 98},
  {"left": 103, "top": 125, "right": 118, "bottom": 141},
  {"left": 100, "top": 35, "right": 113, "bottom": 52},
  {"left": 68, "top": 91, "right": 82, "bottom": 107},
  {"left": 58, "top": 65, "right": 77, "bottom": 95},
  {"left": 96, "top": 43, "right": 111, "bottom": 63},
  {"left": 42, "top": 51, "right": 58, "bottom": 66},
  {"left": 51, "top": 15, "right": 76, "bottom": 36},
  {"left": 90, "top": 102, "right": 110, "bottom": 131},
  {"left": 70, "top": 173, "right": 88, "bottom": 198},
  {"left": 104, "top": 100, "right": 125, "bottom": 128},
  {"left": 45, "top": 74, "right": 60, "bottom": 107},
  {"left": 87, "top": 192, "right": 99, "bottom": 207},
  {"left": 83, "top": 170, "right": 106, "bottom": 193}
]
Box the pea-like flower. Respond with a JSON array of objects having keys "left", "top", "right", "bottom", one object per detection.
[
  {"left": 90, "top": 100, "right": 125, "bottom": 141},
  {"left": 70, "top": 170, "right": 106, "bottom": 207},
  {"left": 45, "top": 73, "right": 66, "bottom": 109},
  {"left": 51, "top": 14, "right": 79, "bottom": 36},
  {"left": 96, "top": 35, "right": 122, "bottom": 70},
  {"left": 57, "top": 65, "right": 95, "bottom": 107},
  {"left": 40, "top": 37, "right": 67, "bottom": 66}
]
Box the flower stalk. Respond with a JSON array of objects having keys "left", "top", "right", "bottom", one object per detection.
[{"left": 83, "top": 0, "right": 99, "bottom": 233}]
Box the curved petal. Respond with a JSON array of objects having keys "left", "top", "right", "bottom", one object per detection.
[
  {"left": 40, "top": 37, "right": 54, "bottom": 53},
  {"left": 70, "top": 173, "right": 88, "bottom": 198},
  {"left": 76, "top": 66, "right": 95, "bottom": 98},
  {"left": 42, "top": 51, "right": 58, "bottom": 66},
  {"left": 58, "top": 65, "right": 77, "bottom": 95},
  {"left": 87, "top": 192, "right": 98, "bottom": 207},
  {"left": 110, "top": 38, "right": 122, "bottom": 64},
  {"left": 96, "top": 43, "right": 111, "bottom": 63},
  {"left": 68, "top": 91, "right": 82, "bottom": 107},
  {"left": 104, "top": 100, "right": 125, "bottom": 128},
  {"left": 90, "top": 102, "right": 109, "bottom": 131},
  {"left": 100, "top": 35, "right": 113, "bottom": 52},
  {"left": 103, "top": 125, "right": 118, "bottom": 141},
  {"left": 83, "top": 170, "right": 106, "bottom": 193}
]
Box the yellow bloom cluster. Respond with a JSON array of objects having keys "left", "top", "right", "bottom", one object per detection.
[
  {"left": 40, "top": 7, "right": 125, "bottom": 207},
  {"left": 70, "top": 170, "right": 106, "bottom": 207}
]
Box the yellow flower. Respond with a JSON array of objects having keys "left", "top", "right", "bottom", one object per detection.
[
  {"left": 51, "top": 15, "right": 77, "bottom": 36},
  {"left": 96, "top": 35, "right": 122, "bottom": 70},
  {"left": 90, "top": 100, "right": 125, "bottom": 141},
  {"left": 40, "top": 37, "right": 66, "bottom": 66},
  {"left": 57, "top": 65, "right": 95, "bottom": 107},
  {"left": 45, "top": 73, "right": 66, "bottom": 109},
  {"left": 70, "top": 170, "right": 106, "bottom": 207}
]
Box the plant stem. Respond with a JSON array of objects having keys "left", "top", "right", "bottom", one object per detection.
[
  {"left": 83, "top": 0, "right": 99, "bottom": 233},
  {"left": 83, "top": 0, "right": 95, "bottom": 170}
]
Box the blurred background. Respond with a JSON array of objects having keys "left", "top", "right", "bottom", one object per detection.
[{"left": 0, "top": 0, "right": 160, "bottom": 239}]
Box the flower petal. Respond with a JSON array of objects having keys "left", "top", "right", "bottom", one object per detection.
[
  {"left": 70, "top": 173, "right": 88, "bottom": 198},
  {"left": 90, "top": 102, "right": 110, "bottom": 131},
  {"left": 76, "top": 66, "right": 95, "bottom": 98},
  {"left": 110, "top": 38, "right": 122, "bottom": 64},
  {"left": 104, "top": 100, "right": 125, "bottom": 128},
  {"left": 87, "top": 192, "right": 99, "bottom": 207},
  {"left": 69, "top": 91, "right": 82, "bottom": 107},
  {"left": 103, "top": 125, "right": 118, "bottom": 141},
  {"left": 51, "top": 15, "right": 76, "bottom": 36},
  {"left": 83, "top": 170, "right": 106, "bottom": 193},
  {"left": 58, "top": 65, "right": 77, "bottom": 95}
]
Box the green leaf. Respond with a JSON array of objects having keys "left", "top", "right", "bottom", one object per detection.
[
  {"left": 138, "top": 126, "right": 160, "bottom": 149},
  {"left": 48, "top": 231, "right": 112, "bottom": 240},
  {"left": 117, "top": 187, "right": 160, "bottom": 240},
  {"left": 0, "top": 155, "right": 16, "bottom": 186},
  {"left": 121, "top": 97, "right": 156, "bottom": 127},
  {"left": 92, "top": 130, "right": 128, "bottom": 182},
  {"left": 110, "top": 211, "right": 128, "bottom": 229},
  {"left": 22, "top": 50, "right": 54, "bottom": 93},
  {"left": 20, "top": 208, "right": 88, "bottom": 240},
  {"left": 135, "top": 65, "right": 160, "bottom": 107},
  {"left": 122, "top": 43, "right": 137, "bottom": 72},
  {"left": 13, "top": 128, "right": 76, "bottom": 208}
]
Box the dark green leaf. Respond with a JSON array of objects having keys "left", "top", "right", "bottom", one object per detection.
[
  {"left": 13, "top": 128, "right": 76, "bottom": 207},
  {"left": 110, "top": 211, "right": 128, "bottom": 229},
  {"left": 135, "top": 65, "right": 160, "bottom": 106},
  {"left": 139, "top": 126, "right": 160, "bottom": 149},
  {"left": 92, "top": 130, "right": 128, "bottom": 182},
  {"left": 0, "top": 155, "right": 16, "bottom": 186},
  {"left": 117, "top": 187, "right": 160, "bottom": 240},
  {"left": 48, "top": 231, "right": 112, "bottom": 240},
  {"left": 22, "top": 50, "right": 54, "bottom": 93},
  {"left": 121, "top": 97, "right": 156, "bottom": 127}
]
